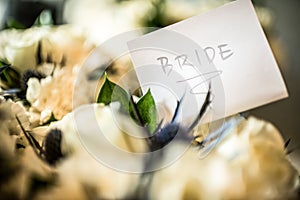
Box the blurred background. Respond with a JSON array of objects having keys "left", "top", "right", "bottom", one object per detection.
[{"left": 0, "top": 0, "right": 299, "bottom": 169}]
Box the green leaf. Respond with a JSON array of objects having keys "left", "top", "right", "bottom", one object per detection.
[
  {"left": 6, "top": 18, "right": 26, "bottom": 29},
  {"left": 42, "top": 112, "right": 58, "bottom": 126},
  {"left": 97, "top": 73, "right": 130, "bottom": 112},
  {"left": 0, "top": 59, "right": 9, "bottom": 67},
  {"left": 0, "top": 65, "right": 9, "bottom": 74},
  {"left": 96, "top": 73, "right": 157, "bottom": 134},
  {"left": 0, "top": 64, "right": 20, "bottom": 89},
  {"left": 137, "top": 89, "right": 157, "bottom": 134}
]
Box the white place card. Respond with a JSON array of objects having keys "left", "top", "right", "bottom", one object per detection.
[{"left": 128, "top": 0, "right": 288, "bottom": 124}]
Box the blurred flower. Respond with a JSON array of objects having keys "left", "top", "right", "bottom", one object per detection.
[
  {"left": 0, "top": 25, "right": 96, "bottom": 125},
  {"left": 0, "top": 99, "right": 29, "bottom": 136},
  {"left": 63, "top": 0, "right": 273, "bottom": 45},
  {"left": 0, "top": 99, "right": 55, "bottom": 199},
  {"left": 0, "top": 27, "right": 45, "bottom": 73},
  {"left": 149, "top": 117, "right": 299, "bottom": 199},
  {"left": 27, "top": 65, "right": 81, "bottom": 126},
  {"left": 29, "top": 103, "right": 299, "bottom": 199},
  {"left": 64, "top": 0, "right": 152, "bottom": 44},
  {"left": 0, "top": 25, "right": 94, "bottom": 73},
  {"left": 34, "top": 103, "right": 145, "bottom": 199}
]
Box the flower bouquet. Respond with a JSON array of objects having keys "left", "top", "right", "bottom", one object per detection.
[{"left": 0, "top": 4, "right": 299, "bottom": 199}]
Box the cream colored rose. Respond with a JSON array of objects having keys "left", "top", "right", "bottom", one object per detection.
[
  {"left": 48, "top": 103, "right": 147, "bottom": 157},
  {"left": 27, "top": 64, "right": 90, "bottom": 126},
  {"left": 34, "top": 103, "right": 146, "bottom": 199},
  {"left": 39, "top": 25, "right": 94, "bottom": 67},
  {"left": 0, "top": 25, "right": 94, "bottom": 73},
  {"left": 3, "top": 25, "right": 96, "bottom": 125},
  {"left": 149, "top": 117, "right": 299, "bottom": 200},
  {"left": 0, "top": 27, "right": 47, "bottom": 73}
]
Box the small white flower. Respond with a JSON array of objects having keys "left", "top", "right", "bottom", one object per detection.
[{"left": 26, "top": 77, "right": 41, "bottom": 104}]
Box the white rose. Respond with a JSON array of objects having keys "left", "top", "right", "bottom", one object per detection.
[
  {"left": 36, "top": 103, "right": 146, "bottom": 199},
  {"left": 0, "top": 27, "right": 48, "bottom": 73},
  {"left": 40, "top": 25, "right": 94, "bottom": 66},
  {"left": 0, "top": 26, "right": 94, "bottom": 73},
  {"left": 149, "top": 117, "right": 299, "bottom": 200}
]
